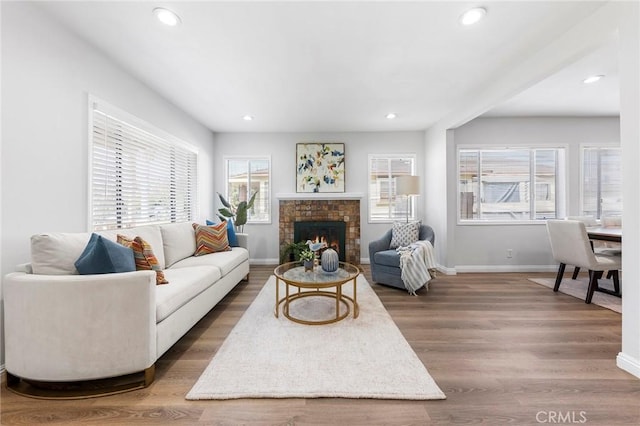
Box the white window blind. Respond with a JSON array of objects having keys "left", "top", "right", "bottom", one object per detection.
[
  {"left": 90, "top": 101, "right": 198, "bottom": 230},
  {"left": 368, "top": 154, "right": 416, "bottom": 222}
]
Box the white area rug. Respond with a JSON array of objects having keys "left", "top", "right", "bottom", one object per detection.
[
  {"left": 186, "top": 275, "right": 446, "bottom": 400},
  {"left": 528, "top": 277, "right": 621, "bottom": 313}
]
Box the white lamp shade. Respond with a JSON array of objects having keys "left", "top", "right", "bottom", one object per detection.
[{"left": 396, "top": 175, "right": 420, "bottom": 196}]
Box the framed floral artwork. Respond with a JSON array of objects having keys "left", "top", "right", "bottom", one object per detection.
[{"left": 296, "top": 143, "right": 345, "bottom": 193}]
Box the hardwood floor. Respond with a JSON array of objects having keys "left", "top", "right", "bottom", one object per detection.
[{"left": 2, "top": 266, "right": 639, "bottom": 425}]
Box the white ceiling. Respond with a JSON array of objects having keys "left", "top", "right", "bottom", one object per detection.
[
  {"left": 37, "top": 1, "right": 617, "bottom": 133},
  {"left": 483, "top": 39, "right": 619, "bottom": 118}
]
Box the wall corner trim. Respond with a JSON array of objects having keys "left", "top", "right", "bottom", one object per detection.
[{"left": 617, "top": 352, "right": 640, "bottom": 379}]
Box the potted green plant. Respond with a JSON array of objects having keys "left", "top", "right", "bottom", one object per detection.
[
  {"left": 217, "top": 191, "right": 257, "bottom": 232},
  {"left": 299, "top": 248, "right": 315, "bottom": 271},
  {"left": 279, "top": 241, "right": 308, "bottom": 264}
]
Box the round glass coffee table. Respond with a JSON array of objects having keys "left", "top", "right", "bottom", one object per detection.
[{"left": 273, "top": 262, "right": 360, "bottom": 325}]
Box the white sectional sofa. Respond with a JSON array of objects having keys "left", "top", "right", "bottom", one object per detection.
[{"left": 3, "top": 221, "right": 249, "bottom": 395}]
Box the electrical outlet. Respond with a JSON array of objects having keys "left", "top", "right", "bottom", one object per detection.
[{"left": 506, "top": 249, "right": 513, "bottom": 258}]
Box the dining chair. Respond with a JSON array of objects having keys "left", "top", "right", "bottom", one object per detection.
[
  {"left": 566, "top": 216, "right": 621, "bottom": 279},
  {"left": 546, "top": 219, "right": 621, "bottom": 304},
  {"left": 600, "top": 215, "right": 623, "bottom": 250},
  {"left": 566, "top": 216, "right": 598, "bottom": 279},
  {"left": 599, "top": 215, "right": 623, "bottom": 281}
]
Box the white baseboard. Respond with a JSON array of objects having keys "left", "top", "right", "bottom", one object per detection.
[
  {"left": 437, "top": 264, "right": 457, "bottom": 275},
  {"left": 250, "top": 258, "right": 279, "bottom": 265},
  {"left": 617, "top": 352, "right": 640, "bottom": 379},
  {"left": 455, "top": 264, "right": 558, "bottom": 273}
]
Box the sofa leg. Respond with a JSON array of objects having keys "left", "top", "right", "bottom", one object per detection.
[
  {"left": 144, "top": 365, "right": 155, "bottom": 388},
  {"left": 243, "top": 273, "right": 250, "bottom": 282}
]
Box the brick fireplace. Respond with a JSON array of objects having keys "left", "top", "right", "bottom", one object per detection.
[{"left": 278, "top": 196, "right": 361, "bottom": 265}]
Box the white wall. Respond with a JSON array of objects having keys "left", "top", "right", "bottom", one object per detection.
[
  {"left": 0, "top": 2, "right": 215, "bottom": 367},
  {"left": 617, "top": 0, "right": 640, "bottom": 379},
  {"left": 423, "top": 126, "right": 451, "bottom": 272},
  {"left": 214, "top": 132, "right": 424, "bottom": 263},
  {"left": 452, "top": 117, "right": 620, "bottom": 271},
  {"left": 0, "top": 0, "right": 4, "bottom": 375}
]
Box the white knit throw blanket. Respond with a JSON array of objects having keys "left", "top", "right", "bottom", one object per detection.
[{"left": 397, "top": 240, "right": 437, "bottom": 295}]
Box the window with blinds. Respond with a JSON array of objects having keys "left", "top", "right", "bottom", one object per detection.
[
  {"left": 458, "top": 147, "right": 566, "bottom": 223},
  {"left": 368, "top": 154, "right": 416, "bottom": 222},
  {"left": 90, "top": 99, "right": 198, "bottom": 231},
  {"left": 582, "top": 146, "right": 622, "bottom": 219}
]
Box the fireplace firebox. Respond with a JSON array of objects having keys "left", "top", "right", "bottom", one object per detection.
[{"left": 294, "top": 221, "right": 346, "bottom": 262}]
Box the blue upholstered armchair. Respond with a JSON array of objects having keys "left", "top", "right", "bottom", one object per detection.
[{"left": 368, "top": 224, "right": 435, "bottom": 290}]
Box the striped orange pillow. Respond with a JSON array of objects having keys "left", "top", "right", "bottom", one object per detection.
[
  {"left": 117, "top": 235, "right": 169, "bottom": 285},
  {"left": 192, "top": 222, "right": 231, "bottom": 256}
]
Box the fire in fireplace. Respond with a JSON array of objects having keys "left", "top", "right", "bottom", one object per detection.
[{"left": 293, "top": 221, "right": 347, "bottom": 261}]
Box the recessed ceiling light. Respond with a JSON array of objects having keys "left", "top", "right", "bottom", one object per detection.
[
  {"left": 583, "top": 75, "right": 604, "bottom": 84},
  {"left": 459, "top": 7, "right": 486, "bottom": 26},
  {"left": 153, "top": 7, "right": 181, "bottom": 27},
  {"left": 386, "top": 113, "right": 397, "bottom": 120},
  {"left": 243, "top": 115, "right": 254, "bottom": 121}
]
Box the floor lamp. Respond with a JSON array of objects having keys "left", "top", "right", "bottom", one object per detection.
[{"left": 395, "top": 175, "right": 419, "bottom": 223}]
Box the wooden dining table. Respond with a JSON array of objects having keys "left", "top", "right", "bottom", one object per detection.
[{"left": 587, "top": 226, "right": 622, "bottom": 243}]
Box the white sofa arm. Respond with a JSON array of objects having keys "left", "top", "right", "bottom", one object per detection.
[
  {"left": 236, "top": 232, "right": 249, "bottom": 250},
  {"left": 4, "top": 270, "right": 157, "bottom": 382}
]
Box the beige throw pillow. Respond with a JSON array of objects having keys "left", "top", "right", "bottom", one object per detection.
[{"left": 389, "top": 221, "right": 420, "bottom": 249}]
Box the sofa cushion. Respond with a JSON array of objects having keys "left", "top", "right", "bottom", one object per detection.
[
  {"left": 99, "top": 225, "right": 165, "bottom": 269},
  {"left": 75, "top": 233, "right": 136, "bottom": 275},
  {"left": 117, "top": 235, "right": 169, "bottom": 285},
  {"left": 170, "top": 247, "right": 249, "bottom": 276},
  {"left": 374, "top": 249, "right": 401, "bottom": 268},
  {"left": 161, "top": 222, "right": 197, "bottom": 267},
  {"left": 193, "top": 222, "right": 231, "bottom": 256},
  {"left": 156, "top": 266, "right": 221, "bottom": 322},
  {"left": 390, "top": 221, "right": 420, "bottom": 249},
  {"left": 31, "top": 232, "right": 92, "bottom": 275}
]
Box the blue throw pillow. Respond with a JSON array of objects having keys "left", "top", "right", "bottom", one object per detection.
[
  {"left": 74, "top": 233, "right": 136, "bottom": 274},
  {"left": 207, "top": 218, "right": 238, "bottom": 247}
]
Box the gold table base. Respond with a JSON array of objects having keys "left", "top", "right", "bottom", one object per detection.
[{"left": 275, "top": 285, "right": 358, "bottom": 325}]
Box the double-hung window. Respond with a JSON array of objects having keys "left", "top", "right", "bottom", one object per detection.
[
  {"left": 90, "top": 97, "right": 198, "bottom": 230},
  {"left": 223, "top": 157, "right": 271, "bottom": 223},
  {"left": 582, "top": 146, "right": 622, "bottom": 219},
  {"left": 368, "top": 154, "right": 416, "bottom": 222},
  {"left": 458, "top": 147, "right": 566, "bottom": 223}
]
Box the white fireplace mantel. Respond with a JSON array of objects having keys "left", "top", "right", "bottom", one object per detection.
[{"left": 276, "top": 192, "right": 364, "bottom": 200}]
